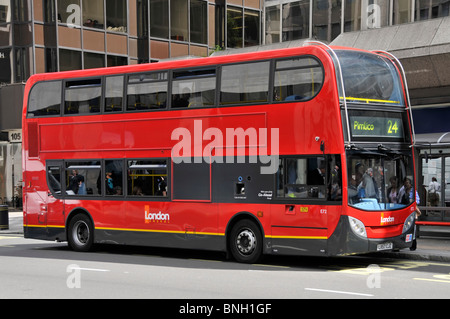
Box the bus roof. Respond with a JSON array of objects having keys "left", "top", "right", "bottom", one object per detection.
[{"left": 26, "top": 43, "right": 362, "bottom": 86}]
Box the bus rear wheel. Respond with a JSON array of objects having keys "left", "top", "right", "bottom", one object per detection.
[
  {"left": 67, "top": 214, "right": 94, "bottom": 252},
  {"left": 229, "top": 219, "right": 262, "bottom": 263}
]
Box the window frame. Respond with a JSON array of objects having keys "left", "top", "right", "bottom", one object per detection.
[
  {"left": 275, "top": 154, "right": 342, "bottom": 203},
  {"left": 46, "top": 158, "right": 170, "bottom": 200},
  {"left": 127, "top": 158, "right": 170, "bottom": 198},
  {"left": 126, "top": 71, "right": 169, "bottom": 112},
  {"left": 171, "top": 67, "right": 217, "bottom": 109},
  {"left": 27, "top": 54, "right": 326, "bottom": 118},
  {"left": 63, "top": 77, "right": 103, "bottom": 115},
  {"left": 219, "top": 59, "right": 271, "bottom": 106},
  {"left": 272, "top": 55, "right": 324, "bottom": 103}
]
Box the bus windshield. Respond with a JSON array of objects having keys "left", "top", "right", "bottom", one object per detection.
[
  {"left": 347, "top": 149, "right": 415, "bottom": 211},
  {"left": 335, "top": 50, "right": 404, "bottom": 106}
]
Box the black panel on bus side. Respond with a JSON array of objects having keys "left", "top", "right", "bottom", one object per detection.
[
  {"left": 172, "top": 158, "right": 211, "bottom": 201},
  {"left": 211, "top": 156, "right": 275, "bottom": 204}
]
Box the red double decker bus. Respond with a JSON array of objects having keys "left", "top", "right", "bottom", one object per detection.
[{"left": 22, "top": 42, "right": 417, "bottom": 263}]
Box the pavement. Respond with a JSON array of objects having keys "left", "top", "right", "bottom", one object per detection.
[{"left": 1, "top": 210, "right": 450, "bottom": 263}]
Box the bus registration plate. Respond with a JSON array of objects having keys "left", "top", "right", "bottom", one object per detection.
[{"left": 377, "top": 242, "right": 393, "bottom": 251}]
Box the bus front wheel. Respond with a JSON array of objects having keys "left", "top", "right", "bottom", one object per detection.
[
  {"left": 67, "top": 214, "right": 94, "bottom": 252},
  {"left": 229, "top": 219, "right": 262, "bottom": 263}
]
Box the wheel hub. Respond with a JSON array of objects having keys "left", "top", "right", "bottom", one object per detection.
[{"left": 236, "top": 229, "right": 256, "bottom": 255}]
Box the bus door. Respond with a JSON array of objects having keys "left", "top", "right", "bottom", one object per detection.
[
  {"left": 270, "top": 156, "right": 335, "bottom": 254},
  {"left": 45, "top": 162, "right": 65, "bottom": 226}
]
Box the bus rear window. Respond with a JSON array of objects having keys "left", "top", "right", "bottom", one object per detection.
[{"left": 28, "top": 81, "right": 62, "bottom": 117}]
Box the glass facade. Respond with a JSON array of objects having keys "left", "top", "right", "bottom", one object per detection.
[
  {"left": 265, "top": 0, "right": 450, "bottom": 44},
  {"left": 2, "top": 0, "right": 450, "bottom": 85}
]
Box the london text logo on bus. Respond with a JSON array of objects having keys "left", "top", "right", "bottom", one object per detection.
[
  {"left": 171, "top": 120, "right": 280, "bottom": 175},
  {"left": 380, "top": 213, "right": 395, "bottom": 226},
  {"left": 145, "top": 205, "right": 170, "bottom": 224}
]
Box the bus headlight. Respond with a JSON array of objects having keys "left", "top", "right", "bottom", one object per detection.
[
  {"left": 348, "top": 216, "right": 367, "bottom": 238},
  {"left": 403, "top": 212, "right": 415, "bottom": 233}
]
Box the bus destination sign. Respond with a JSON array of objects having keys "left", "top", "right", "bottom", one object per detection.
[{"left": 349, "top": 115, "right": 404, "bottom": 139}]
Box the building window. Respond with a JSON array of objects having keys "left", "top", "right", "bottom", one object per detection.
[
  {"left": 45, "top": 48, "right": 58, "bottom": 72},
  {"left": 244, "top": 9, "right": 260, "bottom": 47},
  {"left": 227, "top": 6, "right": 243, "bottom": 48},
  {"left": 58, "top": 0, "right": 81, "bottom": 26},
  {"left": 0, "top": 3, "right": 11, "bottom": 23},
  {"left": 106, "top": 0, "right": 127, "bottom": 33},
  {"left": 0, "top": 48, "right": 12, "bottom": 84},
  {"left": 150, "top": 0, "right": 169, "bottom": 39},
  {"left": 190, "top": 0, "right": 207, "bottom": 44},
  {"left": 313, "top": 0, "right": 341, "bottom": 42},
  {"left": 82, "top": 0, "right": 104, "bottom": 29},
  {"left": 171, "top": 0, "right": 188, "bottom": 41},
  {"left": 282, "top": 0, "right": 310, "bottom": 41},
  {"left": 84, "top": 52, "right": 105, "bottom": 69},
  {"left": 415, "top": 0, "right": 450, "bottom": 20},
  {"left": 15, "top": 47, "right": 31, "bottom": 83},
  {"left": 59, "top": 49, "right": 81, "bottom": 71},
  {"left": 44, "top": 0, "right": 56, "bottom": 23},
  {"left": 393, "top": 0, "right": 413, "bottom": 24},
  {"left": 265, "top": 5, "right": 280, "bottom": 44},
  {"left": 107, "top": 55, "right": 127, "bottom": 67}
]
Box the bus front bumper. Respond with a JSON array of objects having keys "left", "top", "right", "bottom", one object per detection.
[{"left": 327, "top": 215, "right": 415, "bottom": 256}]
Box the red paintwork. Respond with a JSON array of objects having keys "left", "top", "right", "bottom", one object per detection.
[{"left": 22, "top": 45, "right": 413, "bottom": 250}]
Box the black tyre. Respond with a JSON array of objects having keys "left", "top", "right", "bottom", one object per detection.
[
  {"left": 229, "top": 219, "right": 263, "bottom": 263},
  {"left": 67, "top": 214, "right": 94, "bottom": 252}
]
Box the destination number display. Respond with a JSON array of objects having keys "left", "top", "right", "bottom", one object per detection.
[{"left": 349, "top": 113, "right": 404, "bottom": 139}]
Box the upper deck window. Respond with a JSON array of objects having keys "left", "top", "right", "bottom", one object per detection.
[
  {"left": 127, "top": 72, "right": 168, "bottom": 111},
  {"left": 64, "top": 79, "right": 102, "bottom": 115},
  {"left": 28, "top": 81, "right": 62, "bottom": 117},
  {"left": 220, "top": 61, "right": 270, "bottom": 105},
  {"left": 273, "top": 57, "right": 323, "bottom": 102},
  {"left": 335, "top": 50, "right": 405, "bottom": 106},
  {"left": 171, "top": 68, "right": 216, "bottom": 108}
]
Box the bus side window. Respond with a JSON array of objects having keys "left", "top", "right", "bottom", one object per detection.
[
  {"left": 220, "top": 61, "right": 270, "bottom": 105},
  {"left": 65, "top": 161, "right": 101, "bottom": 196},
  {"left": 171, "top": 68, "right": 216, "bottom": 109},
  {"left": 127, "top": 159, "right": 168, "bottom": 197},
  {"left": 105, "top": 160, "right": 124, "bottom": 196},
  {"left": 273, "top": 57, "right": 323, "bottom": 102},
  {"left": 105, "top": 76, "right": 124, "bottom": 113},
  {"left": 127, "top": 72, "right": 168, "bottom": 111},
  {"left": 47, "top": 164, "right": 62, "bottom": 196},
  {"left": 64, "top": 79, "right": 102, "bottom": 115},
  {"left": 277, "top": 156, "right": 327, "bottom": 199}
]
